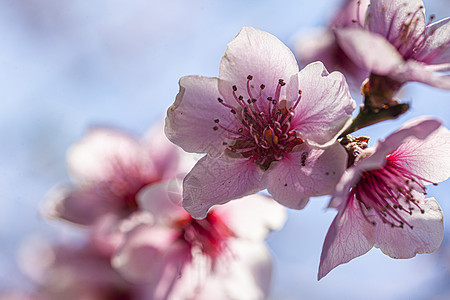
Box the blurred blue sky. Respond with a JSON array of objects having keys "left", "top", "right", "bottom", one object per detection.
[{"left": 1, "top": 0, "right": 449, "bottom": 299}]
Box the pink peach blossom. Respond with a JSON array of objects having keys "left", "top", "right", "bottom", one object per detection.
[
  {"left": 318, "top": 117, "right": 450, "bottom": 279},
  {"left": 19, "top": 237, "right": 152, "bottom": 300},
  {"left": 165, "top": 27, "right": 355, "bottom": 218},
  {"left": 295, "top": 0, "right": 370, "bottom": 93},
  {"left": 44, "top": 125, "right": 186, "bottom": 226},
  {"left": 336, "top": 0, "right": 450, "bottom": 89},
  {"left": 112, "top": 180, "right": 286, "bottom": 300}
]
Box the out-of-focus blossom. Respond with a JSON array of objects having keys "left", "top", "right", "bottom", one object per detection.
[
  {"left": 337, "top": 0, "right": 450, "bottom": 89},
  {"left": 44, "top": 125, "right": 185, "bottom": 226},
  {"left": 112, "top": 180, "right": 286, "bottom": 300},
  {"left": 166, "top": 26, "right": 355, "bottom": 218},
  {"left": 295, "top": 0, "right": 370, "bottom": 93},
  {"left": 318, "top": 117, "right": 450, "bottom": 279},
  {"left": 18, "top": 237, "right": 151, "bottom": 300}
]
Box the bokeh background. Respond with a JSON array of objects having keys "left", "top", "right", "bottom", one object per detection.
[{"left": 1, "top": 0, "right": 450, "bottom": 299}]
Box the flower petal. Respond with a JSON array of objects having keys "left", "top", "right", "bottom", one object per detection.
[
  {"left": 43, "top": 185, "right": 124, "bottom": 226},
  {"left": 419, "top": 16, "right": 450, "bottom": 64},
  {"left": 336, "top": 28, "right": 404, "bottom": 75},
  {"left": 366, "top": 0, "right": 426, "bottom": 43},
  {"left": 214, "top": 193, "right": 286, "bottom": 241},
  {"left": 265, "top": 142, "right": 347, "bottom": 209},
  {"left": 219, "top": 27, "right": 299, "bottom": 98},
  {"left": 318, "top": 197, "right": 375, "bottom": 280},
  {"left": 183, "top": 154, "right": 264, "bottom": 219},
  {"left": 200, "top": 240, "right": 273, "bottom": 300},
  {"left": 137, "top": 180, "right": 188, "bottom": 224},
  {"left": 165, "top": 76, "right": 237, "bottom": 156},
  {"left": 143, "top": 123, "right": 186, "bottom": 179},
  {"left": 374, "top": 197, "right": 444, "bottom": 258},
  {"left": 359, "top": 117, "right": 442, "bottom": 172},
  {"left": 67, "top": 127, "right": 154, "bottom": 184},
  {"left": 390, "top": 124, "right": 450, "bottom": 184},
  {"left": 400, "top": 60, "right": 450, "bottom": 89},
  {"left": 290, "top": 62, "right": 355, "bottom": 146},
  {"left": 112, "top": 225, "right": 189, "bottom": 284}
]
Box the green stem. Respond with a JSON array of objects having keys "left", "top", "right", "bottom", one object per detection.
[{"left": 339, "top": 103, "right": 409, "bottom": 138}]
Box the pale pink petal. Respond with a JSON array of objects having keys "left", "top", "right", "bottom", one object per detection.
[
  {"left": 183, "top": 154, "right": 265, "bottom": 219},
  {"left": 358, "top": 117, "right": 443, "bottom": 172},
  {"left": 112, "top": 225, "right": 189, "bottom": 284},
  {"left": 400, "top": 60, "right": 450, "bottom": 89},
  {"left": 318, "top": 197, "right": 375, "bottom": 280},
  {"left": 290, "top": 62, "right": 355, "bottom": 146},
  {"left": 419, "top": 17, "right": 450, "bottom": 64},
  {"left": 374, "top": 197, "right": 444, "bottom": 258},
  {"left": 219, "top": 26, "right": 299, "bottom": 98},
  {"left": 165, "top": 76, "right": 237, "bottom": 156},
  {"left": 67, "top": 127, "right": 154, "bottom": 184},
  {"left": 142, "top": 123, "right": 184, "bottom": 179},
  {"left": 336, "top": 28, "right": 404, "bottom": 75},
  {"left": 43, "top": 185, "right": 123, "bottom": 226},
  {"left": 390, "top": 124, "right": 450, "bottom": 184},
  {"left": 265, "top": 142, "right": 347, "bottom": 209},
  {"left": 166, "top": 240, "right": 272, "bottom": 300},
  {"left": 295, "top": 30, "right": 369, "bottom": 95},
  {"left": 198, "top": 241, "right": 273, "bottom": 300},
  {"left": 332, "top": 0, "right": 370, "bottom": 27},
  {"left": 137, "top": 181, "right": 188, "bottom": 224},
  {"left": 366, "top": 0, "right": 426, "bottom": 42},
  {"left": 327, "top": 167, "right": 360, "bottom": 209},
  {"left": 213, "top": 193, "right": 286, "bottom": 241}
]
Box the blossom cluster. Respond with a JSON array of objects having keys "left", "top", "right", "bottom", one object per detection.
[{"left": 10, "top": 0, "right": 450, "bottom": 299}]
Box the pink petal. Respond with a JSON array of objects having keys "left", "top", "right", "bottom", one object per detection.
[
  {"left": 142, "top": 123, "right": 184, "bottom": 180},
  {"left": 295, "top": 30, "right": 369, "bottom": 95},
  {"left": 318, "top": 196, "right": 375, "bottom": 280},
  {"left": 67, "top": 127, "right": 155, "bottom": 184},
  {"left": 290, "top": 62, "right": 355, "bottom": 146},
  {"left": 43, "top": 185, "right": 124, "bottom": 226},
  {"left": 336, "top": 28, "right": 404, "bottom": 75},
  {"left": 400, "top": 60, "right": 450, "bottom": 89},
  {"left": 200, "top": 241, "right": 273, "bottom": 300},
  {"left": 137, "top": 181, "right": 188, "bottom": 224},
  {"left": 374, "top": 197, "right": 444, "bottom": 259},
  {"left": 213, "top": 193, "right": 286, "bottom": 241},
  {"left": 167, "top": 240, "right": 273, "bottom": 300},
  {"left": 390, "top": 124, "right": 450, "bottom": 184},
  {"left": 182, "top": 154, "right": 264, "bottom": 219},
  {"left": 366, "top": 0, "right": 426, "bottom": 42},
  {"left": 112, "top": 225, "right": 189, "bottom": 284},
  {"left": 165, "top": 76, "right": 237, "bottom": 156},
  {"left": 359, "top": 117, "right": 443, "bottom": 172},
  {"left": 419, "top": 17, "right": 450, "bottom": 64},
  {"left": 219, "top": 27, "right": 299, "bottom": 98},
  {"left": 265, "top": 142, "right": 347, "bottom": 209}
]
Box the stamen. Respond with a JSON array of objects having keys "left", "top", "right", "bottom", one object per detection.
[{"left": 213, "top": 76, "right": 303, "bottom": 170}]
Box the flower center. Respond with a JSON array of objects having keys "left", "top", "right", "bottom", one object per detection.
[
  {"left": 351, "top": 157, "right": 436, "bottom": 229},
  {"left": 174, "top": 211, "right": 235, "bottom": 259},
  {"left": 213, "top": 75, "right": 303, "bottom": 170}
]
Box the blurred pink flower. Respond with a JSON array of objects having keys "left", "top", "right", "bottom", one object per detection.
[
  {"left": 336, "top": 0, "right": 450, "bottom": 89},
  {"left": 44, "top": 125, "right": 186, "bottom": 226},
  {"left": 295, "top": 0, "right": 370, "bottom": 93},
  {"left": 112, "top": 181, "right": 286, "bottom": 300},
  {"left": 166, "top": 26, "right": 355, "bottom": 218},
  {"left": 318, "top": 117, "right": 450, "bottom": 279},
  {"left": 19, "top": 237, "right": 152, "bottom": 300}
]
